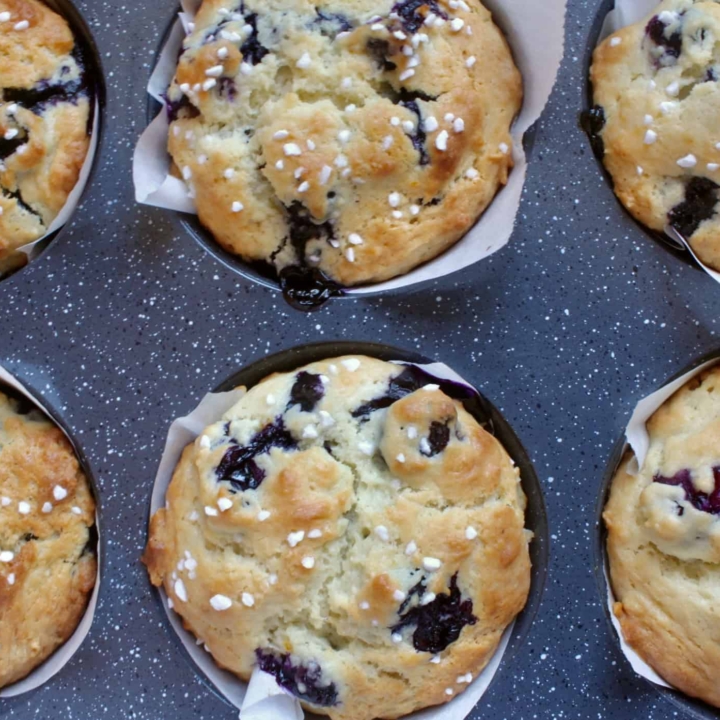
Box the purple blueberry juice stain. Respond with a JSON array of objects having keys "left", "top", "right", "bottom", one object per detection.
[
  {"left": 580, "top": 104, "right": 605, "bottom": 158},
  {"left": 366, "top": 38, "right": 398, "bottom": 72},
  {"left": 278, "top": 266, "right": 344, "bottom": 311},
  {"left": 275, "top": 202, "right": 344, "bottom": 311},
  {"left": 654, "top": 467, "right": 720, "bottom": 514},
  {"left": 287, "top": 371, "right": 325, "bottom": 412},
  {"left": 255, "top": 650, "right": 338, "bottom": 706},
  {"left": 215, "top": 419, "right": 295, "bottom": 491},
  {"left": 351, "top": 365, "right": 474, "bottom": 419},
  {"left": 391, "top": 573, "right": 477, "bottom": 653},
  {"left": 668, "top": 176, "right": 718, "bottom": 239}
]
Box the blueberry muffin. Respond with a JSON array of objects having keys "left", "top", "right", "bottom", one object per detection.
[
  {"left": 143, "top": 356, "right": 531, "bottom": 720},
  {"left": 588, "top": 0, "right": 720, "bottom": 270},
  {"left": 0, "top": 390, "right": 96, "bottom": 689},
  {"left": 166, "top": 0, "right": 521, "bottom": 297},
  {"left": 0, "top": 0, "right": 92, "bottom": 254},
  {"left": 605, "top": 365, "right": 720, "bottom": 706}
]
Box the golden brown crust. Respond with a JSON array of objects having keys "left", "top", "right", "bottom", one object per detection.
[
  {"left": 605, "top": 365, "right": 720, "bottom": 707},
  {"left": 0, "top": 391, "right": 96, "bottom": 689},
  {"left": 144, "top": 356, "right": 531, "bottom": 719},
  {"left": 167, "top": 0, "right": 521, "bottom": 287}
]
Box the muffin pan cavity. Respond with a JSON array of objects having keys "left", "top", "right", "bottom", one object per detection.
[{"left": 145, "top": 341, "right": 548, "bottom": 717}]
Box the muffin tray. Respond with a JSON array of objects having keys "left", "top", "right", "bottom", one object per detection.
[{"left": 2, "top": 0, "right": 720, "bottom": 718}]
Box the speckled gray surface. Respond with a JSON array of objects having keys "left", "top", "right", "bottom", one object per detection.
[{"left": 1, "top": 0, "right": 718, "bottom": 718}]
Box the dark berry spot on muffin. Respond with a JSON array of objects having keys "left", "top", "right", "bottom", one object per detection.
[
  {"left": 216, "top": 419, "right": 295, "bottom": 491},
  {"left": 218, "top": 77, "right": 238, "bottom": 102},
  {"left": 399, "top": 98, "right": 429, "bottom": 165},
  {"left": 275, "top": 202, "right": 345, "bottom": 309},
  {"left": 420, "top": 421, "right": 451, "bottom": 456},
  {"left": 392, "top": 0, "right": 448, "bottom": 35},
  {"left": 351, "top": 365, "right": 473, "bottom": 419},
  {"left": 668, "top": 176, "right": 719, "bottom": 239},
  {"left": 204, "top": 5, "right": 269, "bottom": 64},
  {"left": 366, "top": 38, "right": 398, "bottom": 72},
  {"left": 240, "top": 12, "right": 269, "bottom": 65},
  {"left": 3, "top": 76, "right": 86, "bottom": 116},
  {"left": 0, "top": 134, "right": 25, "bottom": 161},
  {"left": 391, "top": 573, "right": 477, "bottom": 653},
  {"left": 255, "top": 649, "right": 339, "bottom": 706},
  {"left": 287, "top": 371, "right": 325, "bottom": 412},
  {"left": 313, "top": 9, "right": 354, "bottom": 38},
  {"left": 654, "top": 467, "right": 720, "bottom": 515},
  {"left": 166, "top": 94, "right": 200, "bottom": 123},
  {"left": 285, "top": 201, "right": 335, "bottom": 256},
  {"left": 645, "top": 14, "right": 683, "bottom": 64},
  {"left": 706, "top": 67, "right": 718, "bottom": 82},
  {"left": 579, "top": 105, "right": 606, "bottom": 158}
]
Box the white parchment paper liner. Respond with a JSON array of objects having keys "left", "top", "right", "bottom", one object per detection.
[
  {"left": 150, "top": 359, "right": 524, "bottom": 719},
  {"left": 133, "top": 0, "right": 567, "bottom": 295},
  {"left": 597, "top": 0, "right": 720, "bottom": 286},
  {"left": 0, "top": 365, "right": 100, "bottom": 698},
  {"left": 603, "top": 353, "right": 720, "bottom": 690}
]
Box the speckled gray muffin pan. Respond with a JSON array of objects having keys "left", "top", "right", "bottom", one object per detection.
[{"left": 2, "top": 0, "right": 720, "bottom": 718}]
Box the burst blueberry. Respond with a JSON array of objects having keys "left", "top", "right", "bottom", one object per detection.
[
  {"left": 645, "top": 14, "right": 683, "bottom": 63},
  {"left": 215, "top": 419, "right": 296, "bottom": 491},
  {"left": 287, "top": 372, "right": 325, "bottom": 412},
  {"left": 391, "top": 573, "right": 477, "bottom": 654},
  {"left": 654, "top": 467, "right": 720, "bottom": 515},
  {"left": 255, "top": 649, "right": 338, "bottom": 706},
  {"left": 668, "top": 177, "right": 718, "bottom": 239}
]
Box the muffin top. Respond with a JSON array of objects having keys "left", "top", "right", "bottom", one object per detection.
[
  {"left": 589, "top": 0, "right": 720, "bottom": 269},
  {"left": 166, "top": 0, "right": 521, "bottom": 297},
  {"left": 0, "top": 390, "right": 96, "bottom": 689},
  {"left": 144, "top": 356, "right": 531, "bottom": 720},
  {"left": 605, "top": 365, "right": 720, "bottom": 707},
  {"left": 0, "top": 0, "right": 92, "bottom": 253}
]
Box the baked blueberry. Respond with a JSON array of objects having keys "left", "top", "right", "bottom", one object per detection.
[
  {"left": 256, "top": 649, "right": 338, "bottom": 706},
  {"left": 215, "top": 419, "right": 295, "bottom": 490},
  {"left": 391, "top": 573, "right": 477, "bottom": 653},
  {"left": 654, "top": 467, "right": 720, "bottom": 515}
]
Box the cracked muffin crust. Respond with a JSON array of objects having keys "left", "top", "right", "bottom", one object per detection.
[
  {"left": 0, "top": 390, "right": 96, "bottom": 689},
  {"left": 143, "top": 356, "right": 531, "bottom": 720},
  {"left": 0, "top": 0, "right": 92, "bottom": 255},
  {"left": 605, "top": 364, "right": 720, "bottom": 707},
  {"left": 166, "top": 0, "right": 521, "bottom": 299},
  {"left": 588, "top": 0, "right": 720, "bottom": 270}
]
